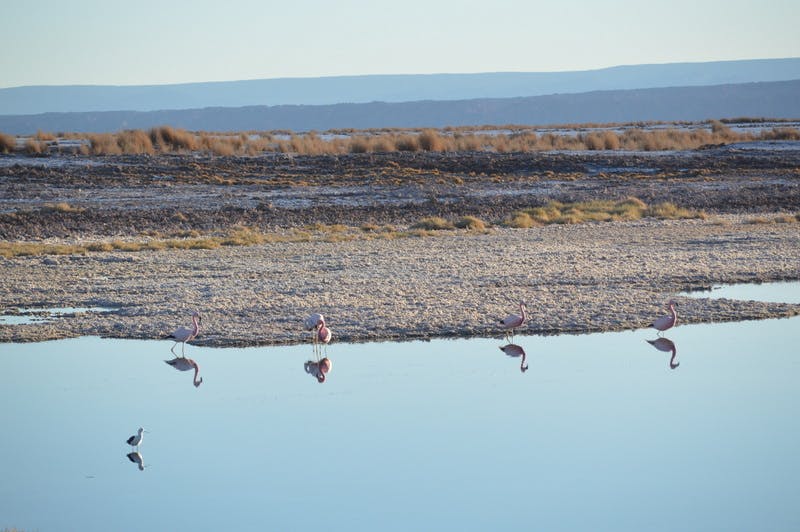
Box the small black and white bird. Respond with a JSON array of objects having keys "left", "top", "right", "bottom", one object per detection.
[{"left": 126, "top": 427, "right": 145, "bottom": 448}]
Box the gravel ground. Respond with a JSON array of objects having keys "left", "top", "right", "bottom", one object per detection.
[
  {"left": 1, "top": 216, "right": 798, "bottom": 346},
  {"left": 1, "top": 146, "right": 799, "bottom": 346}
]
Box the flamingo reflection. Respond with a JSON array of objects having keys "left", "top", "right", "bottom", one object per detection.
[
  {"left": 646, "top": 337, "right": 679, "bottom": 369},
  {"left": 165, "top": 355, "right": 204, "bottom": 387},
  {"left": 304, "top": 356, "right": 333, "bottom": 383},
  {"left": 126, "top": 451, "right": 146, "bottom": 471},
  {"left": 500, "top": 343, "right": 529, "bottom": 373}
]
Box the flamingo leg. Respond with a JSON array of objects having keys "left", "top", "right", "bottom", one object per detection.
[{"left": 170, "top": 342, "right": 177, "bottom": 355}]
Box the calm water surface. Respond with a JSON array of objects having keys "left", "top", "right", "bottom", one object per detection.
[
  {"left": 1, "top": 304, "right": 799, "bottom": 530},
  {"left": 681, "top": 281, "right": 800, "bottom": 304}
]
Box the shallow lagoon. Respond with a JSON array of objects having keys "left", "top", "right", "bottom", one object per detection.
[{"left": 1, "top": 294, "right": 799, "bottom": 531}]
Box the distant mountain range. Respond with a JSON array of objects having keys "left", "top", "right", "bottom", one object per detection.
[
  {"left": 2, "top": 58, "right": 800, "bottom": 115},
  {"left": 1, "top": 80, "right": 798, "bottom": 135},
  {"left": 0, "top": 58, "right": 799, "bottom": 134}
]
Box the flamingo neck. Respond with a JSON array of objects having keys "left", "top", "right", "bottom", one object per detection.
[
  {"left": 520, "top": 304, "right": 527, "bottom": 322},
  {"left": 669, "top": 304, "right": 677, "bottom": 324},
  {"left": 669, "top": 349, "right": 679, "bottom": 369},
  {"left": 192, "top": 363, "right": 202, "bottom": 386},
  {"left": 192, "top": 315, "right": 200, "bottom": 335}
]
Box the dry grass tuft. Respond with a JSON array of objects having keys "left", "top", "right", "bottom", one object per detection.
[
  {"left": 41, "top": 202, "right": 85, "bottom": 214},
  {"left": 411, "top": 216, "right": 455, "bottom": 230},
  {"left": 454, "top": 215, "right": 487, "bottom": 231},
  {"left": 504, "top": 212, "right": 539, "bottom": 228},
  {"left": 24, "top": 139, "right": 46, "bottom": 154},
  {"left": 89, "top": 133, "right": 122, "bottom": 155},
  {"left": 0, "top": 132, "right": 15, "bottom": 153},
  {"left": 418, "top": 129, "right": 446, "bottom": 151},
  {"left": 35, "top": 130, "right": 56, "bottom": 141},
  {"left": 506, "top": 197, "right": 704, "bottom": 227},
  {"left": 117, "top": 129, "right": 154, "bottom": 154},
  {"left": 646, "top": 202, "right": 706, "bottom": 220},
  {"left": 150, "top": 126, "right": 197, "bottom": 151}
]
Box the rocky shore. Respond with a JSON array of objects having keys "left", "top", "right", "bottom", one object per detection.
[{"left": 1, "top": 145, "right": 799, "bottom": 346}]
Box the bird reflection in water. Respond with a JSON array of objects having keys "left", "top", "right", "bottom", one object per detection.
[
  {"left": 126, "top": 451, "right": 146, "bottom": 471},
  {"left": 646, "top": 337, "right": 679, "bottom": 369},
  {"left": 304, "top": 356, "right": 333, "bottom": 383},
  {"left": 499, "top": 343, "right": 529, "bottom": 373},
  {"left": 165, "top": 355, "right": 204, "bottom": 387}
]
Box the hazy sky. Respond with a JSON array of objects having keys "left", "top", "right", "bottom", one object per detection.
[{"left": 2, "top": 0, "right": 799, "bottom": 88}]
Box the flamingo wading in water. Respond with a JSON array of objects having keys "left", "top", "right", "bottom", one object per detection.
[
  {"left": 304, "top": 313, "right": 324, "bottom": 344},
  {"left": 650, "top": 300, "right": 677, "bottom": 335},
  {"left": 169, "top": 312, "right": 201, "bottom": 356},
  {"left": 500, "top": 301, "right": 527, "bottom": 340},
  {"left": 316, "top": 317, "right": 332, "bottom": 356}
]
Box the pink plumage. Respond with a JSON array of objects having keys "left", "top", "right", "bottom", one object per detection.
[{"left": 650, "top": 300, "right": 677, "bottom": 333}]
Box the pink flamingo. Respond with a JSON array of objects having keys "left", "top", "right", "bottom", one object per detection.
[
  {"left": 165, "top": 356, "right": 204, "bottom": 387},
  {"left": 304, "top": 313, "right": 324, "bottom": 343},
  {"left": 169, "top": 311, "right": 201, "bottom": 356},
  {"left": 316, "top": 317, "right": 332, "bottom": 355},
  {"left": 500, "top": 301, "right": 527, "bottom": 340},
  {"left": 500, "top": 343, "right": 529, "bottom": 373},
  {"left": 650, "top": 300, "right": 677, "bottom": 335},
  {"left": 646, "top": 337, "right": 679, "bottom": 369}
]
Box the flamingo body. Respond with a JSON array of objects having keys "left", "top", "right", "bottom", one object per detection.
[
  {"left": 650, "top": 301, "right": 677, "bottom": 333},
  {"left": 170, "top": 312, "right": 201, "bottom": 356},
  {"left": 304, "top": 313, "right": 324, "bottom": 331},
  {"left": 317, "top": 322, "right": 332, "bottom": 345},
  {"left": 500, "top": 302, "right": 527, "bottom": 339}
]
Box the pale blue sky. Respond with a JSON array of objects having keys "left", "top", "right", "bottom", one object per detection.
[{"left": 2, "top": 0, "right": 799, "bottom": 88}]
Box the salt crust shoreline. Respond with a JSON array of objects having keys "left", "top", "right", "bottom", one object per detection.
[{"left": 0, "top": 216, "right": 799, "bottom": 347}]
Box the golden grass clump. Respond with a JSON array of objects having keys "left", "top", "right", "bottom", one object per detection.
[
  {"left": 89, "top": 133, "right": 122, "bottom": 155},
  {"left": 34, "top": 130, "right": 56, "bottom": 141},
  {"left": 117, "top": 129, "right": 154, "bottom": 154},
  {"left": 646, "top": 202, "right": 706, "bottom": 220},
  {"left": 24, "top": 139, "right": 46, "bottom": 154},
  {"left": 505, "top": 197, "right": 702, "bottom": 227},
  {"left": 759, "top": 127, "right": 800, "bottom": 141},
  {"left": 41, "top": 202, "right": 85, "bottom": 213},
  {"left": 411, "top": 216, "right": 455, "bottom": 230},
  {"left": 150, "top": 126, "right": 197, "bottom": 151},
  {"left": 418, "top": 129, "right": 446, "bottom": 151},
  {"left": 0, "top": 131, "right": 15, "bottom": 153},
  {"left": 349, "top": 136, "right": 371, "bottom": 154},
  {"left": 395, "top": 135, "right": 420, "bottom": 152},
  {"left": 454, "top": 215, "right": 487, "bottom": 231},
  {"left": 504, "top": 212, "right": 538, "bottom": 228},
  {"left": 773, "top": 214, "right": 798, "bottom": 223}
]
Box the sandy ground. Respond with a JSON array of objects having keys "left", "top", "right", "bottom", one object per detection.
[{"left": 1, "top": 216, "right": 798, "bottom": 346}]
